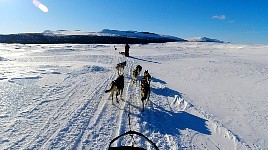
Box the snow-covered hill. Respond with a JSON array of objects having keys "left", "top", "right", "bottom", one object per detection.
[
  {"left": 187, "top": 37, "right": 224, "bottom": 43},
  {"left": 100, "top": 29, "right": 185, "bottom": 41},
  {"left": 0, "top": 42, "right": 267, "bottom": 149},
  {"left": 43, "top": 29, "right": 184, "bottom": 41},
  {"left": 0, "top": 29, "right": 185, "bottom": 44},
  {"left": 0, "top": 29, "right": 225, "bottom": 44}
]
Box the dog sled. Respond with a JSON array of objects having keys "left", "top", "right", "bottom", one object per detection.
[{"left": 108, "top": 130, "right": 159, "bottom": 150}]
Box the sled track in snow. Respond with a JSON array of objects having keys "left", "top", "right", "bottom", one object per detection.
[
  {"left": 113, "top": 57, "right": 163, "bottom": 149},
  {"left": 20, "top": 71, "right": 115, "bottom": 149},
  {"left": 6, "top": 70, "right": 97, "bottom": 149},
  {"left": 43, "top": 73, "right": 115, "bottom": 149},
  {"left": 80, "top": 57, "right": 136, "bottom": 149}
]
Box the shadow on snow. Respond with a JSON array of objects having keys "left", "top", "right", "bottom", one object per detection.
[
  {"left": 124, "top": 76, "right": 211, "bottom": 137},
  {"left": 145, "top": 105, "right": 211, "bottom": 136},
  {"left": 128, "top": 56, "right": 161, "bottom": 64},
  {"left": 151, "top": 77, "right": 167, "bottom": 84},
  {"left": 151, "top": 86, "right": 182, "bottom": 98},
  {"left": 147, "top": 76, "right": 210, "bottom": 136}
]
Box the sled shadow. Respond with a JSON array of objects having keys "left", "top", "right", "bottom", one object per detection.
[
  {"left": 146, "top": 105, "right": 211, "bottom": 136},
  {"left": 128, "top": 56, "right": 160, "bottom": 64}
]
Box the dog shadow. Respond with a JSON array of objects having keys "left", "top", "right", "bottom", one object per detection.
[
  {"left": 151, "top": 86, "right": 182, "bottom": 97},
  {"left": 146, "top": 76, "right": 210, "bottom": 136},
  {"left": 150, "top": 76, "right": 181, "bottom": 97},
  {"left": 151, "top": 77, "right": 167, "bottom": 84},
  {"left": 145, "top": 104, "right": 211, "bottom": 136},
  {"left": 128, "top": 56, "right": 161, "bottom": 64}
]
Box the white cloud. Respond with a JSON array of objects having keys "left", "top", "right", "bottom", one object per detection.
[{"left": 212, "top": 15, "right": 226, "bottom": 20}]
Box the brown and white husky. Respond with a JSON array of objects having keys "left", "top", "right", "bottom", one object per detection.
[
  {"left": 105, "top": 75, "right": 124, "bottom": 104},
  {"left": 132, "top": 65, "right": 142, "bottom": 84},
  {"left": 116, "top": 61, "right": 126, "bottom": 75},
  {"left": 140, "top": 77, "right": 150, "bottom": 112}
]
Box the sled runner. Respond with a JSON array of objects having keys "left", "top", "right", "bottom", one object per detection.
[{"left": 108, "top": 130, "right": 159, "bottom": 150}]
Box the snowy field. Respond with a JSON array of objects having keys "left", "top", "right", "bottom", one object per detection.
[{"left": 0, "top": 42, "right": 267, "bottom": 149}]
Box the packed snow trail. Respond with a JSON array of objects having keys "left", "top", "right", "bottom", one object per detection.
[{"left": 3, "top": 65, "right": 116, "bottom": 149}]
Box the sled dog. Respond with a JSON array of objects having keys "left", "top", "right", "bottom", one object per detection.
[
  {"left": 132, "top": 65, "right": 142, "bottom": 84},
  {"left": 105, "top": 75, "right": 124, "bottom": 104},
  {"left": 135, "top": 65, "right": 142, "bottom": 75},
  {"left": 144, "top": 70, "right": 151, "bottom": 85},
  {"left": 140, "top": 77, "right": 150, "bottom": 112},
  {"left": 132, "top": 69, "right": 139, "bottom": 84},
  {"left": 116, "top": 61, "right": 126, "bottom": 75}
]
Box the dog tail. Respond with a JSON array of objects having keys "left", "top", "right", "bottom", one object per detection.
[{"left": 105, "top": 86, "right": 113, "bottom": 93}]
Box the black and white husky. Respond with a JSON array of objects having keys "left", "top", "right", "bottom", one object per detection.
[
  {"left": 116, "top": 61, "right": 126, "bottom": 75},
  {"left": 105, "top": 75, "right": 124, "bottom": 104},
  {"left": 140, "top": 77, "right": 150, "bottom": 112}
]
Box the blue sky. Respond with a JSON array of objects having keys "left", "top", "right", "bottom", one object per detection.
[{"left": 0, "top": 0, "right": 267, "bottom": 44}]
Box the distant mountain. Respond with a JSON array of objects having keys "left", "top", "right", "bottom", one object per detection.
[
  {"left": 0, "top": 29, "right": 223, "bottom": 44},
  {"left": 100, "top": 29, "right": 184, "bottom": 41},
  {"left": 186, "top": 37, "right": 224, "bottom": 43},
  {"left": 0, "top": 30, "right": 186, "bottom": 44}
]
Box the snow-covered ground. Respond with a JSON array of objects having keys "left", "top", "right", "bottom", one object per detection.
[{"left": 0, "top": 42, "right": 267, "bottom": 149}]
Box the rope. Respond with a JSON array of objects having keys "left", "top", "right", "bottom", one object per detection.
[{"left": 128, "top": 103, "right": 137, "bottom": 147}]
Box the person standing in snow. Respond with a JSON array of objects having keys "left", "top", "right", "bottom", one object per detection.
[{"left": 125, "top": 44, "right": 130, "bottom": 57}]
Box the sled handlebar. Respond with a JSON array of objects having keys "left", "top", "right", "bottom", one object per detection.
[{"left": 108, "top": 130, "right": 159, "bottom": 150}]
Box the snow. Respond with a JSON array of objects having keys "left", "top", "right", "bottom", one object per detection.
[
  {"left": 42, "top": 30, "right": 114, "bottom": 37},
  {"left": 42, "top": 29, "right": 185, "bottom": 41},
  {"left": 0, "top": 42, "right": 267, "bottom": 149},
  {"left": 100, "top": 29, "right": 184, "bottom": 41},
  {"left": 187, "top": 37, "right": 224, "bottom": 43}
]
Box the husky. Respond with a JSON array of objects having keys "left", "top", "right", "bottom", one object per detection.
[
  {"left": 132, "top": 65, "right": 142, "bottom": 84},
  {"left": 105, "top": 75, "right": 124, "bottom": 104},
  {"left": 144, "top": 70, "right": 151, "bottom": 85},
  {"left": 116, "top": 61, "right": 126, "bottom": 75},
  {"left": 140, "top": 77, "right": 150, "bottom": 112},
  {"left": 135, "top": 65, "right": 142, "bottom": 75},
  {"left": 132, "top": 69, "right": 139, "bottom": 84}
]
